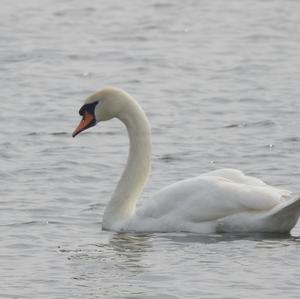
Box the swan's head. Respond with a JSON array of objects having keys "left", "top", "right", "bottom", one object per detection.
[{"left": 72, "top": 87, "right": 131, "bottom": 137}]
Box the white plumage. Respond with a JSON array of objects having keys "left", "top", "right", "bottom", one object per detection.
[{"left": 73, "top": 87, "right": 300, "bottom": 233}]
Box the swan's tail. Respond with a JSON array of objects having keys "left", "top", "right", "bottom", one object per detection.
[
  {"left": 265, "top": 196, "right": 300, "bottom": 233},
  {"left": 217, "top": 196, "right": 300, "bottom": 233}
]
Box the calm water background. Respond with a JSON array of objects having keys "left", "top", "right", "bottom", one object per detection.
[{"left": 1, "top": 0, "right": 300, "bottom": 298}]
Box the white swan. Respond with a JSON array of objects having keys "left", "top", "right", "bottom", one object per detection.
[{"left": 72, "top": 87, "right": 300, "bottom": 233}]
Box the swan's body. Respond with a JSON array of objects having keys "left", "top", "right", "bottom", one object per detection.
[{"left": 73, "top": 87, "right": 300, "bottom": 233}]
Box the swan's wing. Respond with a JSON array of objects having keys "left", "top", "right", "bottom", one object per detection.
[
  {"left": 202, "top": 168, "right": 291, "bottom": 197},
  {"left": 203, "top": 168, "right": 266, "bottom": 186},
  {"left": 137, "top": 172, "right": 291, "bottom": 223}
]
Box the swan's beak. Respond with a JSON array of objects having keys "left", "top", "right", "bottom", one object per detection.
[{"left": 72, "top": 112, "right": 95, "bottom": 137}]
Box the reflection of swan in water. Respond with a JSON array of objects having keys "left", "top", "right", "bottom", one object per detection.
[
  {"left": 73, "top": 87, "right": 300, "bottom": 233},
  {"left": 109, "top": 233, "right": 152, "bottom": 254},
  {"left": 108, "top": 233, "right": 152, "bottom": 276},
  {"left": 156, "top": 232, "right": 300, "bottom": 245}
]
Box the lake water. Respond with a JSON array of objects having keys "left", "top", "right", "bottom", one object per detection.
[{"left": 1, "top": 0, "right": 300, "bottom": 298}]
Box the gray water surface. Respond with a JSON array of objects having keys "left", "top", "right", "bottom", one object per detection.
[{"left": 1, "top": 0, "right": 300, "bottom": 298}]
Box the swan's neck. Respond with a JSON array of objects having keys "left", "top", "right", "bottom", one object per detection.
[{"left": 102, "top": 99, "right": 151, "bottom": 230}]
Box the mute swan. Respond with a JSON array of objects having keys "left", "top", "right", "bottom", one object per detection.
[{"left": 72, "top": 87, "right": 300, "bottom": 233}]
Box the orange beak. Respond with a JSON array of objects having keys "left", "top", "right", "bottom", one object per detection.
[{"left": 72, "top": 112, "right": 95, "bottom": 137}]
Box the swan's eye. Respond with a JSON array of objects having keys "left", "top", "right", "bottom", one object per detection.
[{"left": 78, "top": 101, "right": 98, "bottom": 117}]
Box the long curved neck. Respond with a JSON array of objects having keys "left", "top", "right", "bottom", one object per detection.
[{"left": 102, "top": 98, "right": 151, "bottom": 230}]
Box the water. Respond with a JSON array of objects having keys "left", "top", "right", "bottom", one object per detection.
[{"left": 1, "top": 0, "right": 300, "bottom": 298}]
